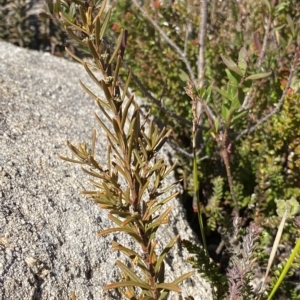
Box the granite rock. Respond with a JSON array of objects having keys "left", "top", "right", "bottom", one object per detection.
[{"left": 0, "top": 41, "right": 212, "bottom": 300}]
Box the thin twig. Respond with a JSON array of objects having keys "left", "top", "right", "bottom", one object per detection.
[
  {"left": 121, "top": 60, "right": 209, "bottom": 131},
  {"left": 241, "top": 4, "right": 273, "bottom": 110},
  {"left": 194, "top": 0, "right": 207, "bottom": 139},
  {"left": 236, "top": 42, "right": 300, "bottom": 141},
  {"left": 168, "top": 139, "right": 208, "bottom": 159},
  {"left": 131, "top": 0, "right": 196, "bottom": 85},
  {"left": 186, "top": 81, "right": 240, "bottom": 216},
  {"left": 183, "top": 1, "right": 192, "bottom": 56},
  {"left": 198, "top": 0, "right": 207, "bottom": 89}
]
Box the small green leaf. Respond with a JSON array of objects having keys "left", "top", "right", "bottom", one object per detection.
[
  {"left": 262, "top": 0, "right": 271, "bottom": 13},
  {"left": 205, "top": 85, "right": 213, "bottom": 104},
  {"left": 230, "top": 95, "right": 241, "bottom": 112},
  {"left": 245, "top": 71, "right": 272, "bottom": 81},
  {"left": 99, "top": 7, "right": 112, "bottom": 41},
  {"left": 155, "top": 235, "right": 179, "bottom": 273},
  {"left": 109, "top": 29, "right": 124, "bottom": 64},
  {"left": 98, "top": 228, "right": 143, "bottom": 243},
  {"left": 105, "top": 281, "right": 151, "bottom": 291},
  {"left": 286, "top": 14, "right": 295, "bottom": 37},
  {"left": 214, "top": 87, "right": 231, "bottom": 100},
  {"left": 225, "top": 69, "right": 239, "bottom": 86},
  {"left": 179, "top": 69, "right": 189, "bottom": 82},
  {"left": 227, "top": 81, "right": 238, "bottom": 98},
  {"left": 115, "top": 260, "right": 150, "bottom": 286},
  {"left": 214, "top": 117, "right": 220, "bottom": 132},
  {"left": 238, "top": 47, "right": 248, "bottom": 75},
  {"left": 58, "top": 155, "right": 86, "bottom": 164},
  {"left": 171, "top": 271, "right": 194, "bottom": 285},
  {"left": 231, "top": 110, "right": 248, "bottom": 123},
  {"left": 155, "top": 283, "right": 181, "bottom": 292},
  {"left": 93, "top": 0, "right": 108, "bottom": 23},
  {"left": 221, "top": 103, "right": 230, "bottom": 120},
  {"left": 220, "top": 54, "right": 243, "bottom": 76}
]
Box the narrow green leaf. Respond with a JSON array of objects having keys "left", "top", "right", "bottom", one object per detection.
[
  {"left": 94, "top": 16, "right": 101, "bottom": 47},
  {"left": 146, "top": 207, "right": 172, "bottom": 233},
  {"left": 286, "top": 14, "right": 295, "bottom": 37},
  {"left": 158, "top": 184, "right": 179, "bottom": 196},
  {"left": 79, "top": 79, "right": 110, "bottom": 109},
  {"left": 238, "top": 47, "right": 248, "bottom": 75},
  {"left": 155, "top": 235, "right": 179, "bottom": 273},
  {"left": 153, "top": 129, "right": 172, "bottom": 153},
  {"left": 155, "top": 283, "right": 181, "bottom": 293},
  {"left": 225, "top": 69, "right": 239, "bottom": 86},
  {"left": 99, "top": 7, "right": 112, "bottom": 40},
  {"left": 104, "top": 281, "right": 150, "bottom": 291},
  {"left": 220, "top": 54, "right": 243, "bottom": 76},
  {"left": 59, "top": 11, "right": 86, "bottom": 33},
  {"left": 121, "top": 68, "right": 132, "bottom": 102},
  {"left": 111, "top": 241, "right": 141, "bottom": 259},
  {"left": 262, "top": 0, "right": 271, "bottom": 13},
  {"left": 267, "top": 238, "right": 300, "bottom": 300},
  {"left": 155, "top": 127, "right": 166, "bottom": 145},
  {"left": 66, "top": 141, "right": 87, "bottom": 160},
  {"left": 87, "top": 39, "right": 100, "bottom": 62},
  {"left": 108, "top": 29, "right": 124, "bottom": 64},
  {"left": 231, "top": 110, "right": 248, "bottom": 123},
  {"left": 214, "top": 86, "right": 231, "bottom": 100},
  {"left": 114, "top": 164, "right": 132, "bottom": 183},
  {"left": 133, "top": 149, "right": 143, "bottom": 165},
  {"left": 98, "top": 227, "right": 142, "bottom": 243},
  {"left": 214, "top": 117, "right": 220, "bottom": 132},
  {"left": 227, "top": 82, "right": 238, "bottom": 99},
  {"left": 106, "top": 135, "right": 125, "bottom": 165},
  {"left": 147, "top": 193, "right": 177, "bottom": 218},
  {"left": 138, "top": 137, "right": 148, "bottom": 160},
  {"left": 79, "top": 5, "right": 87, "bottom": 25},
  {"left": 91, "top": 128, "right": 96, "bottom": 158},
  {"left": 171, "top": 271, "right": 194, "bottom": 285},
  {"left": 58, "top": 155, "right": 86, "bottom": 164},
  {"left": 82, "top": 62, "right": 102, "bottom": 87},
  {"left": 245, "top": 71, "right": 272, "bottom": 81},
  {"left": 221, "top": 103, "right": 230, "bottom": 120},
  {"left": 147, "top": 159, "right": 164, "bottom": 175},
  {"left": 162, "top": 161, "right": 176, "bottom": 179},
  {"left": 81, "top": 167, "right": 108, "bottom": 181},
  {"left": 65, "top": 28, "right": 87, "bottom": 47},
  {"left": 140, "top": 129, "right": 153, "bottom": 149},
  {"left": 94, "top": 112, "right": 118, "bottom": 144},
  {"left": 113, "top": 55, "right": 122, "bottom": 89},
  {"left": 139, "top": 179, "right": 151, "bottom": 201},
  {"left": 93, "top": 0, "right": 107, "bottom": 24},
  {"left": 100, "top": 80, "right": 114, "bottom": 107},
  {"left": 65, "top": 46, "right": 84, "bottom": 64},
  {"left": 121, "top": 94, "right": 135, "bottom": 129},
  {"left": 230, "top": 94, "right": 241, "bottom": 112},
  {"left": 115, "top": 260, "right": 150, "bottom": 286},
  {"left": 121, "top": 212, "right": 140, "bottom": 227}
]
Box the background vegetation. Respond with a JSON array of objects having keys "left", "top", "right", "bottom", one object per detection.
[{"left": 1, "top": 0, "right": 300, "bottom": 298}]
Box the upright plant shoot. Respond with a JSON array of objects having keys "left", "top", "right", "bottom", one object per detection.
[{"left": 41, "top": 0, "right": 192, "bottom": 299}]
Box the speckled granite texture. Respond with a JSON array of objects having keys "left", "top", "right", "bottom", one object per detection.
[{"left": 0, "top": 41, "right": 212, "bottom": 300}]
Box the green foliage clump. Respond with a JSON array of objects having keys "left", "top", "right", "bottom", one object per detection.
[
  {"left": 110, "top": 0, "right": 197, "bottom": 140},
  {"left": 181, "top": 238, "right": 228, "bottom": 300},
  {"left": 0, "top": 0, "right": 35, "bottom": 47}
]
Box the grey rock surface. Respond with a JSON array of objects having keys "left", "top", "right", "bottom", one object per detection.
[{"left": 0, "top": 41, "right": 212, "bottom": 300}]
